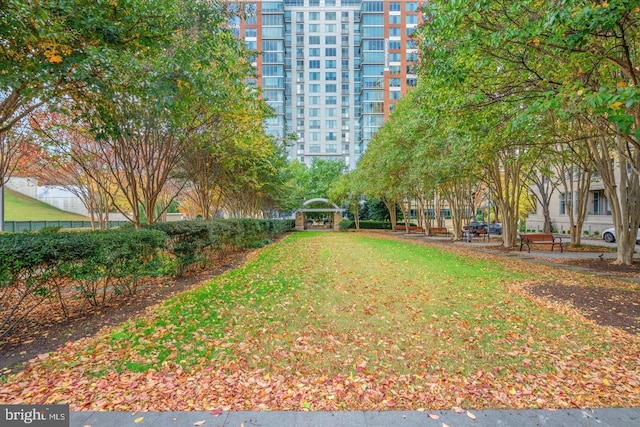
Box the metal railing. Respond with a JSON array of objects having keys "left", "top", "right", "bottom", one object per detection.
[{"left": 2, "top": 220, "right": 129, "bottom": 232}]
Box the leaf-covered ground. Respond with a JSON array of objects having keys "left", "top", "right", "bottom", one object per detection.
[{"left": 1, "top": 232, "right": 639, "bottom": 411}]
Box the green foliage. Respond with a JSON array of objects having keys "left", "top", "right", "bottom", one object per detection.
[
  {"left": 358, "top": 198, "right": 391, "bottom": 221},
  {"left": 299, "top": 159, "right": 347, "bottom": 201},
  {"left": 339, "top": 220, "right": 392, "bottom": 230},
  {"left": 148, "top": 219, "right": 294, "bottom": 276},
  {"left": 0, "top": 218, "right": 293, "bottom": 338}
]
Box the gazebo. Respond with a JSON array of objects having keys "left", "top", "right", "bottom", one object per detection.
[{"left": 294, "top": 198, "right": 343, "bottom": 231}]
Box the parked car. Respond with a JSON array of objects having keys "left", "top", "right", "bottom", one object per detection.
[
  {"left": 602, "top": 227, "right": 640, "bottom": 244},
  {"left": 487, "top": 223, "right": 502, "bottom": 235},
  {"left": 463, "top": 221, "right": 487, "bottom": 236}
]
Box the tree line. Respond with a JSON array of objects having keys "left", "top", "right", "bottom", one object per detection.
[
  {"left": 1, "top": 0, "right": 291, "bottom": 228},
  {"left": 331, "top": 1, "right": 640, "bottom": 265}
]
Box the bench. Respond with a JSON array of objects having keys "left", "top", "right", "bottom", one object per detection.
[
  {"left": 393, "top": 225, "right": 424, "bottom": 233},
  {"left": 429, "top": 227, "right": 449, "bottom": 236},
  {"left": 519, "top": 233, "right": 563, "bottom": 253},
  {"left": 463, "top": 228, "right": 489, "bottom": 242}
]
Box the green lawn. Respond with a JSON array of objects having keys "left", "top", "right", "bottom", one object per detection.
[
  {"left": 2, "top": 232, "right": 639, "bottom": 411},
  {"left": 3, "top": 188, "right": 89, "bottom": 221}
]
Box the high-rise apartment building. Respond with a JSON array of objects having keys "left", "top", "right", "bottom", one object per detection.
[{"left": 229, "top": 1, "right": 423, "bottom": 169}]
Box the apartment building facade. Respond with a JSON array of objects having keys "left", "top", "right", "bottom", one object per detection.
[
  {"left": 229, "top": 1, "right": 423, "bottom": 169},
  {"left": 525, "top": 172, "right": 617, "bottom": 236}
]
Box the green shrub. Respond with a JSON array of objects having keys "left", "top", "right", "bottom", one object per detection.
[
  {"left": 339, "top": 220, "right": 392, "bottom": 230},
  {"left": 0, "top": 218, "right": 293, "bottom": 339}
]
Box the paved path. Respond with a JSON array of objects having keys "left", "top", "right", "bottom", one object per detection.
[
  {"left": 71, "top": 408, "right": 640, "bottom": 427},
  {"left": 66, "top": 234, "right": 638, "bottom": 426}
]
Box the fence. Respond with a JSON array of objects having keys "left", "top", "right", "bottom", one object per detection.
[{"left": 2, "top": 220, "right": 129, "bottom": 232}]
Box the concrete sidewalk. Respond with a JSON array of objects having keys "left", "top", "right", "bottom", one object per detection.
[{"left": 71, "top": 408, "right": 640, "bottom": 427}]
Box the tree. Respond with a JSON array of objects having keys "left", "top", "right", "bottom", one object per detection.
[
  {"left": 67, "top": 1, "right": 253, "bottom": 226},
  {"left": 414, "top": 0, "right": 640, "bottom": 259},
  {"left": 299, "top": 159, "right": 347, "bottom": 201},
  {"left": 328, "top": 169, "right": 364, "bottom": 229},
  {"left": 1, "top": 0, "right": 185, "bottom": 138}
]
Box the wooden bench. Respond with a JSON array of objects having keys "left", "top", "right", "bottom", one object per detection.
[
  {"left": 429, "top": 227, "right": 449, "bottom": 236},
  {"left": 393, "top": 225, "right": 424, "bottom": 233},
  {"left": 519, "top": 233, "right": 563, "bottom": 253},
  {"left": 463, "top": 228, "right": 488, "bottom": 242}
]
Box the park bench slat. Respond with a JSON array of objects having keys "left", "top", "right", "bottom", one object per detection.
[{"left": 519, "top": 233, "right": 563, "bottom": 253}]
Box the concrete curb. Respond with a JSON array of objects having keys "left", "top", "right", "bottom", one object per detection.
[{"left": 71, "top": 408, "right": 640, "bottom": 427}]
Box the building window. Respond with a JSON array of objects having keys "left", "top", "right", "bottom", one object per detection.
[
  {"left": 309, "top": 60, "right": 320, "bottom": 68},
  {"left": 309, "top": 48, "right": 320, "bottom": 56},
  {"left": 559, "top": 192, "right": 572, "bottom": 215},
  {"left": 326, "top": 60, "right": 337, "bottom": 68},
  {"left": 326, "top": 48, "right": 336, "bottom": 56},
  {"left": 326, "top": 144, "right": 337, "bottom": 153},
  {"left": 362, "top": 1, "right": 384, "bottom": 12},
  {"left": 310, "top": 120, "right": 321, "bottom": 129},
  {"left": 325, "top": 24, "right": 336, "bottom": 33},
  {"left": 310, "top": 96, "right": 321, "bottom": 105},
  {"left": 309, "top": 36, "right": 320, "bottom": 44},
  {"left": 389, "top": 15, "right": 401, "bottom": 24},
  {"left": 245, "top": 28, "right": 257, "bottom": 38},
  {"left": 390, "top": 2, "right": 401, "bottom": 11},
  {"left": 309, "top": 144, "right": 321, "bottom": 153},
  {"left": 326, "top": 84, "right": 337, "bottom": 92},
  {"left": 326, "top": 72, "right": 337, "bottom": 80},
  {"left": 309, "top": 108, "right": 320, "bottom": 117},
  {"left": 311, "top": 132, "right": 320, "bottom": 141},
  {"left": 309, "top": 72, "right": 320, "bottom": 80},
  {"left": 309, "top": 12, "right": 320, "bottom": 20},
  {"left": 326, "top": 35, "right": 336, "bottom": 44},
  {"left": 406, "top": 2, "right": 419, "bottom": 11},
  {"left": 326, "top": 96, "right": 337, "bottom": 105},
  {"left": 309, "top": 24, "right": 320, "bottom": 32},
  {"left": 309, "top": 84, "right": 321, "bottom": 92},
  {"left": 389, "top": 27, "right": 401, "bottom": 37}
]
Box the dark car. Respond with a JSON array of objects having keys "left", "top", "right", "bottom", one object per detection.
[
  {"left": 463, "top": 221, "right": 487, "bottom": 236},
  {"left": 488, "top": 223, "right": 502, "bottom": 235}
]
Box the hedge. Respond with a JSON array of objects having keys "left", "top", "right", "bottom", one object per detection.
[
  {"left": 0, "top": 218, "right": 294, "bottom": 339},
  {"left": 339, "top": 220, "right": 392, "bottom": 230}
]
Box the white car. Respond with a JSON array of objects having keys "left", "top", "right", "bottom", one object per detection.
[{"left": 602, "top": 227, "right": 640, "bottom": 244}]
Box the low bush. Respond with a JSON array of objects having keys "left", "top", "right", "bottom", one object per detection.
[
  {"left": 340, "top": 220, "right": 392, "bottom": 230},
  {"left": 0, "top": 218, "right": 293, "bottom": 339}
]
